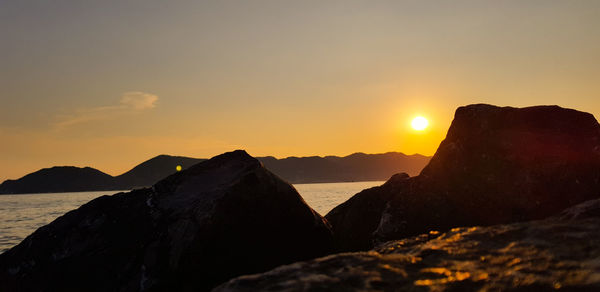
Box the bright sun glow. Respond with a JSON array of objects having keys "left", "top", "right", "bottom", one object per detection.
[{"left": 411, "top": 116, "right": 429, "bottom": 131}]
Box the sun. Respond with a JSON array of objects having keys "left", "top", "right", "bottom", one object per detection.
[{"left": 411, "top": 116, "right": 429, "bottom": 131}]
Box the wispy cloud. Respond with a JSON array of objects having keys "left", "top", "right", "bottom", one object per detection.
[
  {"left": 119, "top": 91, "right": 158, "bottom": 110},
  {"left": 54, "top": 91, "right": 158, "bottom": 129}
]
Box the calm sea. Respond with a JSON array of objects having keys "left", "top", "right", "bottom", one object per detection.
[{"left": 0, "top": 181, "right": 383, "bottom": 253}]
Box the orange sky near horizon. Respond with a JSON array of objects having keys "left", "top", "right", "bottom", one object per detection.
[{"left": 1, "top": 1, "right": 600, "bottom": 181}]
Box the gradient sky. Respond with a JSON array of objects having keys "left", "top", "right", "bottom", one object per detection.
[{"left": 1, "top": 0, "right": 600, "bottom": 180}]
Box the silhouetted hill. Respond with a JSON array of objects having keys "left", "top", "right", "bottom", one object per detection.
[
  {"left": 0, "top": 155, "right": 206, "bottom": 194},
  {"left": 0, "top": 152, "right": 431, "bottom": 194},
  {"left": 114, "top": 155, "right": 205, "bottom": 189},
  {"left": 0, "top": 167, "right": 116, "bottom": 194},
  {"left": 257, "top": 152, "right": 430, "bottom": 183}
]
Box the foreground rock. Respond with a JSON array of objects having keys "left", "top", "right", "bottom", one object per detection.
[
  {"left": 0, "top": 150, "right": 333, "bottom": 291},
  {"left": 215, "top": 199, "right": 600, "bottom": 291},
  {"left": 327, "top": 104, "right": 600, "bottom": 251}
]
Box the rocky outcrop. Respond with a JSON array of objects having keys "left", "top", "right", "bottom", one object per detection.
[
  {"left": 215, "top": 199, "right": 600, "bottom": 291},
  {"left": 326, "top": 104, "right": 600, "bottom": 251},
  {"left": 0, "top": 150, "right": 334, "bottom": 291}
]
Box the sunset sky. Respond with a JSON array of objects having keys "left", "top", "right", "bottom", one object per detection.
[{"left": 1, "top": 1, "right": 600, "bottom": 180}]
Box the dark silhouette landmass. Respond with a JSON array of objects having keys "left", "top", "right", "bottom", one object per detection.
[
  {"left": 0, "top": 166, "right": 116, "bottom": 194},
  {"left": 0, "top": 152, "right": 430, "bottom": 194},
  {"left": 0, "top": 156, "right": 205, "bottom": 195},
  {"left": 0, "top": 150, "right": 333, "bottom": 291},
  {"left": 259, "top": 152, "right": 429, "bottom": 183}
]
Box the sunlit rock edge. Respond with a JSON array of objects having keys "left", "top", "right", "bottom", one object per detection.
[{"left": 214, "top": 198, "right": 600, "bottom": 291}]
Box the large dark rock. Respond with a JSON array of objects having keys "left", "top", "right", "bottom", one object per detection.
[
  {"left": 215, "top": 199, "right": 600, "bottom": 291},
  {"left": 0, "top": 150, "right": 334, "bottom": 291},
  {"left": 326, "top": 104, "right": 600, "bottom": 251}
]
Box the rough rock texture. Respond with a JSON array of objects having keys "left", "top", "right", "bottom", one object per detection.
[
  {"left": 325, "top": 173, "right": 410, "bottom": 251},
  {"left": 0, "top": 150, "right": 334, "bottom": 292},
  {"left": 215, "top": 199, "right": 600, "bottom": 291},
  {"left": 326, "top": 104, "right": 600, "bottom": 251}
]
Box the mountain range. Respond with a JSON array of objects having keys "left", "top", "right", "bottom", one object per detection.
[{"left": 0, "top": 152, "right": 430, "bottom": 194}]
